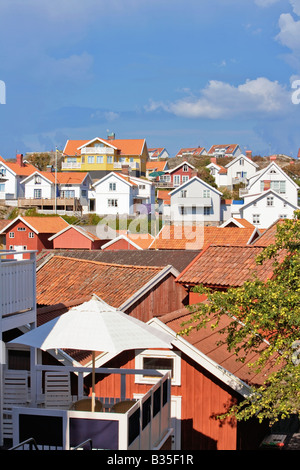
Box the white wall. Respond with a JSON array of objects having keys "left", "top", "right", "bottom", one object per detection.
[
  {"left": 170, "top": 178, "right": 221, "bottom": 223},
  {"left": 23, "top": 176, "right": 53, "bottom": 199},
  {"left": 0, "top": 164, "right": 17, "bottom": 199},
  {"left": 240, "top": 191, "right": 298, "bottom": 228},
  {"left": 94, "top": 174, "right": 132, "bottom": 215},
  {"left": 226, "top": 156, "right": 258, "bottom": 184}
]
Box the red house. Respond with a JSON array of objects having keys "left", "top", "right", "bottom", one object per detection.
[
  {"left": 101, "top": 233, "right": 154, "bottom": 251},
  {"left": 49, "top": 225, "right": 105, "bottom": 250},
  {"left": 0, "top": 216, "right": 69, "bottom": 258},
  {"left": 166, "top": 161, "right": 197, "bottom": 187}
]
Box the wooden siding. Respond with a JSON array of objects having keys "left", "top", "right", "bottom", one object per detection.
[
  {"left": 52, "top": 227, "right": 103, "bottom": 250},
  {"left": 125, "top": 273, "right": 188, "bottom": 322}
]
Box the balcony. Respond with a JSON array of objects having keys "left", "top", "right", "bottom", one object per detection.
[
  {"left": 0, "top": 250, "right": 36, "bottom": 333},
  {"left": 178, "top": 197, "right": 212, "bottom": 207},
  {"left": 18, "top": 198, "right": 82, "bottom": 212},
  {"left": 61, "top": 162, "right": 81, "bottom": 170},
  {"left": 8, "top": 365, "right": 172, "bottom": 450},
  {"left": 81, "top": 147, "right": 114, "bottom": 155}
]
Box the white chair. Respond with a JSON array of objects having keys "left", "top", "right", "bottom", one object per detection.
[
  {"left": 3, "top": 370, "right": 29, "bottom": 439},
  {"left": 44, "top": 371, "right": 71, "bottom": 409}
]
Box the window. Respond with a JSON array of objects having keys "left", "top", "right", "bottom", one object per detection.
[
  {"left": 28, "top": 232, "right": 34, "bottom": 238},
  {"left": 135, "top": 350, "right": 181, "bottom": 385},
  {"left": 270, "top": 180, "right": 286, "bottom": 194},
  {"left": 107, "top": 156, "right": 113, "bottom": 164},
  {"left": 88, "top": 155, "right": 94, "bottom": 164},
  {"left": 239, "top": 158, "right": 244, "bottom": 166},
  {"left": 9, "top": 232, "right": 14, "bottom": 238},
  {"left": 0, "top": 183, "right": 5, "bottom": 192},
  {"left": 182, "top": 176, "right": 189, "bottom": 183},
  {"left": 139, "top": 184, "right": 145, "bottom": 190},
  {"left": 34, "top": 175, "right": 41, "bottom": 184},
  {"left": 173, "top": 175, "right": 180, "bottom": 185},
  {"left": 61, "top": 190, "right": 75, "bottom": 198},
  {"left": 183, "top": 164, "right": 189, "bottom": 172},
  {"left": 253, "top": 214, "right": 260, "bottom": 224},
  {"left": 81, "top": 189, "right": 87, "bottom": 197},
  {"left": 81, "top": 156, "right": 85, "bottom": 163},
  {"left": 204, "top": 207, "right": 210, "bottom": 215},
  {"left": 279, "top": 214, "right": 287, "bottom": 218},
  {"left": 67, "top": 157, "right": 77, "bottom": 163},
  {"left": 108, "top": 199, "right": 118, "bottom": 207},
  {"left": 192, "top": 206, "right": 197, "bottom": 215},
  {"left": 96, "top": 155, "right": 103, "bottom": 164},
  {"left": 180, "top": 190, "right": 187, "bottom": 198},
  {"left": 34, "top": 189, "right": 42, "bottom": 198},
  {"left": 17, "top": 227, "right": 26, "bottom": 231},
  {"left": 267, "top": 196, "right": 274, "bottom": 206},
  {"left": 179, "top": 206, "right": 187, "bottom": 215},
  {"left": 203, "top": 189, "right": 210, "bottom": 198},
  {"left": 0, "top": 168, "right": 6, "bottom": 176},
  {"left": 109, "top": 182, "right": 116, "bottom": 191}
]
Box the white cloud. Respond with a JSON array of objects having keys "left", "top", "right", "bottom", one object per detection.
[
  {"left": 145, "top": 78, "right": 291, "bottom": 119},
  {"left": 254, "top": 0, "right": 281, "bottom": 6},
  {"left": 276, "top": 13, "right": 300, "bottom": 51}
]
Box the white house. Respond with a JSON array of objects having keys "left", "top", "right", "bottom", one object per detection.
[
  {"left": 0, "top": 154, "right": 37, "bottom": 201},
  {"left": 169, "top": 176, "right": 223, "bottom": 223},
  {"left": 92, "top": 172, "right": 155, "bottom": 216},
  {"left": 207, "top": 154, "right": 259, "bottom": 188},
  {"left": 224, "top": 153, "right": 259, "bottom": 187},
  {"left": 207, "top": 144, "right": 241, "bottom": 158},
  {"left": 233, "top": 189, "right": 299, "bottom": 229},
  {"left": 148, "top": 148, "right": 170, "bottom": 160},
  {"left": 20, "top": 170, "right": 92, "bottom": 212},
  {"left": 232, "top": 161, "right": 299, "bottom": 228},
  {"left": 206, "top": 161, "right": 228, "bottom": 187}
]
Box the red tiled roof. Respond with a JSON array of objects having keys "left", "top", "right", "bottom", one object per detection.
[
  {"left": 251, "top": 219, "right": 284, "bottom": 246},
  {"left": 10, "top": 216, "right": 70, "bottom": 234},
  {"left": 146, "top": 161, "right": 168, "bottom": 171},
  {"left": 33, "top": 171, "right": 89, "bottom": 184},
  {"left": 175, "top": 147, "right": 205, "bottom": 157},
  {"left": 3, "top": 160, "right": 37, "bottom": 176},
  {"left": 208, "top": 144, "right": 239, "bottom": 155},
  {"left": 176, "top": 244, "right": 283, "bottom": 287},
  {"left": 151, "top": 225, "right": 257, "bottom": 250},
  {"left": 36, "top": 255, "right": 166, "bottom": 307},
  {"left": 158, "top": 307, "right": 281, "bottom": 387},
  {"left": 157, "top": 190, "right": 171, "bottom": 204}
]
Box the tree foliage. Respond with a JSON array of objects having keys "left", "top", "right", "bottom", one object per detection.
[{"left": 180, "top": 213, "right": 300, "bottom": 425}]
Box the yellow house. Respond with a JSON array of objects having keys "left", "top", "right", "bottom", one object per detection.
[{"left": 62, "top": 135, "right": 148, "bottom": 177}]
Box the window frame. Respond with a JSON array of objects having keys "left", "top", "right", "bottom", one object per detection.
[{"left": 135, "top": 349, "right": 181, "bottom": 386}]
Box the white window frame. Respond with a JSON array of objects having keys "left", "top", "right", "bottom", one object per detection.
[
  {"left": 266, "top": 196, "right": 274, "bottom": 206},
  {"left": 28, "top": 232, "right": 34, "bottom": 238},
  {"left": 108, "top": 198, "right": 118, "bottom": 207},
  {"left": 203, "top": 189, "right": 210, "bottom": 198},
  {"left": 182, "top": 176, "right": 189, "bottom": 183},
  {"left": 9, "top": 232, "right": 14, "bottom": 238},
  {"left": 88, "top": 155, "right": 95, "bottom": 164},
  {"left": 253, "top": 214, "right": 260, "bottom": 224},
  {"left": 173, "top": 175, "right": 180, "bottom": 185},
  {"left": 135, "top": 349, "right": 181, "bottom": 386},
  {"left": 109, "top": 182, "right": 116, "bottom": 191},
  {"left": 96, "top": 155, "right": 104, "bottom": 164},
  {"left": 204, "top": 207, "right": 210, "bottom": 215},
  {"left": 107, "top": 156, "right": 113, "bottom": 164},
  {"left": 180, "top": 190, "right": 187, "bottom": 198}
]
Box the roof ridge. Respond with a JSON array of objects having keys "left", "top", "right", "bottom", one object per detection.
[{"left": 50, "top": 255, "right": 164, "bottom": 270}]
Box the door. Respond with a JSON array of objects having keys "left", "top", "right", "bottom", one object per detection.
[{"left": 13, "top": 245, "right": 26, "bottom": 260}]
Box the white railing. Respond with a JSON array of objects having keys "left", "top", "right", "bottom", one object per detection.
[
  {"left": 0, "top": 251, "right": 36, "bottom": 331},
  {"left": 113, "top": 162, "right": 122, "bottom": 169},
  {"left": 10, "top": 366, "right": 171, "bottom": 450},
  {"left": 81, "top": 147, "right": 114, "bottom": 155},
  {"left": 61, "top": 162, "right": 81, "bottom": 170}
]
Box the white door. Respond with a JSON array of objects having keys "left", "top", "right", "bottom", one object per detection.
[{"left": 13, "top": 245, "right": 26, "bottom": 260}]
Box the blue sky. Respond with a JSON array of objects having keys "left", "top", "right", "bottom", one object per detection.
[{"left": 1, "top": 0, "right": 300, "bottom": 158}]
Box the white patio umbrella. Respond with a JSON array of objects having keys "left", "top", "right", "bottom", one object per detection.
[{"left": 9, "top": 295, "right": 174, "bottom": 411}]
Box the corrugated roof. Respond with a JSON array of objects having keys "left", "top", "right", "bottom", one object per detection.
[
  {"left": 36, "top": 255, "right": 168, "bottom": 307},
  {"left": 151, "top": 225, "right": 257, "bottom": 250},
  {"left": 176, "top": 244, "right": 283, "bottom": 287},
  {"left": 36, "top": 249, "right": 200, "bottom": 274}
]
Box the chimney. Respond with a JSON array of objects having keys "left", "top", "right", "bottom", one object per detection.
[
  {"left": 16, "top": 153, "right": 24, "bottom": 167},
  {"left": 246, "top": 150, "right": 252, "bottom": 159},
  {"left": 121, "top": 165, "right": 130, "bottom": 175},
  {"left": 210, "top": 157, "right": 217, "bottom": 164}
]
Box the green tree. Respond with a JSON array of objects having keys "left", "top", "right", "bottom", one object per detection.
[
  {"left": 180, "top": 213, "right": 300, "bottom": 425},
  {"left": 26, "top": 153, "right": 51, "bottom": 171}
]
